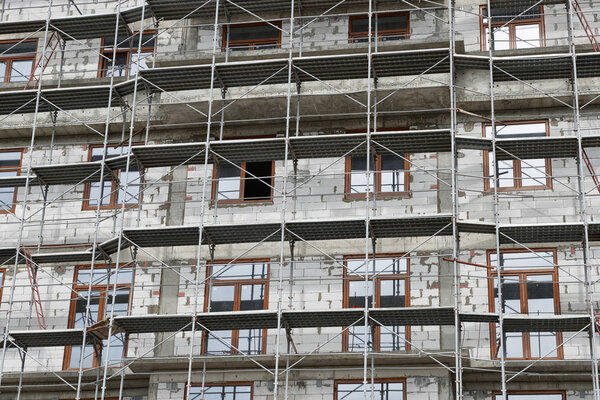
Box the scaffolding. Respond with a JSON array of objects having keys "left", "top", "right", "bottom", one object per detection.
[{"left": 0, "top": 0, "right": 598, "bottom": 399}]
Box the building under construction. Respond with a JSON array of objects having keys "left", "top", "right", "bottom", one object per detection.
[{"left": 0, "top": 0, "right": 599, "bottom": 398}]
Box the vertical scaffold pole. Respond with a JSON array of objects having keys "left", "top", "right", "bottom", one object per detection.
[
  {"left": 74, "top": 2, "right": 123, "bottom": 398},
  {"left": 274, "top": 0, "right": 295, "bottom": 397},
  {"left": 448, "top": 0, "right": 462, "bottom": 398},
  {"left": 99, "top": 3, "right": 147, "bottom": 399},
  {"left": 485, "top": 1, "right": 508, "bottom": 399},
  {"left": 0, "top": 0, "right": 53, "bottom": 389},
  {"left": 566, "top": 0, "right": 600, "bottom": 397},
  {"left": 185, "top": 0, "right": 221, "bottom": 398},
  {"left": 362, "top": 0, "right": 374, "bottom": 398}
]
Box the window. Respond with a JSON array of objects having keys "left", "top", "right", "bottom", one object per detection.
[
  {"left": 64, "top": 266, "right": 134, "bottom": 369},
  {"left": 345, "top": 153, "right": 410, "bottom": 197},
  {"left": 0, "top": 149, "right": 24, "bottom": 214},
  {"left": 335, "top": 379, "right": 406, "bottom": 400},
  {"left": 99, "top": 31, "right": 155, "bottom": 77},
  {"left": 212, "top": 161, "right": 274, "bottom": 204},
  {"left": 349, "top": 13, "right": 410, "bottom": 43},
  {"left": 0, "top": 40, "right": 36, "bottom": 83},
  {"left": 483, "top": 121, "right": 551, "bottom": 191},
  {"left": 223, "top": 22, "right": 281, "bottom": 51},
  {"left": 189, "top": 383, "right": 253, "bottom": 400},
  {"left": 481, "top": 5, "right": 544, "bottom": 50},
  {"left": 493, "top": 391, "right": 565, "bottom": 400},
  {"left": 488, "top": 249, "right": 562, "bottom": 360},
  {"left": 189, "top": 383, "right": 252, "bottom": 400},
  {"left": 343, "top": 255, "right": 410, "bottom": 352},
  {"left": 83, "top": 145, "right": 142, "bottom": 210},
  {"left": 203, "top": 261, "right": 269, "bottom": 355},
  {"left": 0, "top": 268, "right": 5, "bottom": 304}
]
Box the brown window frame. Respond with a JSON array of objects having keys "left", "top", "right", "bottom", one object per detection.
[
  {"left": 342, "top": 254, "right": 411, "bottom": 352},
  {"left": 186, "top": 382, "right": 254, "bottom": 400},
  {"left": 349, "top": 12, "right": 410, "bottom": 43},
  {"left": 0, "top": 148, "right": 24, "bottom": 215},
  {"left": 0, "top": 268, "right": 5, "bottom": 304},
  {"left": 201, "top": 259, "right": 270, "bottom": 356},
  {"left": 211, "top": 159, "right": 276, "bottom": 205},
  {"left": 0, "top": 39, "right": 37, "bottom": 83},
  {"left": 487, "top": 248, "right": 563, "bottom": 361},
  {"left": 61, "top": 398, "right": 118, "bottom": 400},
  {"left": 98, "top": 30, "right": 156, "bottom": 78},
  {"left": 344, "top": 128, "right": 410, "bottom": 199},
  {"left": 222, "top": 22, "right": 282, "bottom": 52},
  {"left": 63, "top": 264, "right": 135, "bottom": 370},
  {"left": 334, "top": 378, "right": 407, "bottom": 400},
  {"left": 82, "top": 144, "right": 144, "bottom": 211},
  {"left": 479, "top": 5, "right": 545, "bottom": 51},
  {"left": 491, "top": 390, "right": 566, "bottom": 400},
  {"left": 482, "top": 120, "right": 552, "bottom": 191}
]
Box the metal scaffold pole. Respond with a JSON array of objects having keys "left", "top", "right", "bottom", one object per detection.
[
  {"left": 99, "top": 3, "right": 148, "bottom": 399},
  {"left": 74, "top": 2, "right": 123, "bottom": 398},
  {"left": 485, "top": 0, "right": 508, "bottom": 398},
  {"left": 185, "top": 0, "right": 221, "bottom": 398},
  {"left": 362, "top": 0, "right": 374, "bottom": 398},
  {"left": 566, "top": 0, "right": 600, "bottom": 397},
  {"left": 273, "top": 0, "right": 295, "bottom": 397},
  {"left": 448, "top": 0, "right": 462, "bottom": 398},
  {"left": 0, "top": 0, "right": 53, "bottom": 390}
]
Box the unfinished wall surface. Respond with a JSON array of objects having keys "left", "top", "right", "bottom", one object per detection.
[{"left": 0, "top": 0, "right": 599, "bottom": 399}]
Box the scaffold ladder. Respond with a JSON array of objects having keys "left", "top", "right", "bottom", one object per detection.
[
  {"left": 571, "top": 1, "right": 600, "bottom": 193},
  {"left": 573, "top": 0, "right": 600, "bottom": 51},
  {"left": 22, "top": 246, "right": 47, "bottom": 329},
  {"left": 24, "top": 31, "right": 60, "bottom": 90}
]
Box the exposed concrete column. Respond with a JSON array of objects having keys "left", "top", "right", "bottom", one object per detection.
[
  {"left": 182, "top": 18, "right": 200, "bottom": 55},
  {"left": 437, "top": 152, "right": 456, "bottom": 351},
  {"left": 154, "top": 167, "right": 188, "bottom": 357}
]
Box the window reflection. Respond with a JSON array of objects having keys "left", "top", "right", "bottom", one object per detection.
[
  {"left": 484, "top": 122, "right": 550, "bottom": 190},
  {"left": 205, "top": 262, "right": 269, "bottom": 355},
  {"left": 345, "top": 256, "right": 409, "bottom": 352},
  {"left": 482, "top": 5, "right": 543, "bottom": 50},
  {"left": 489, "top": 250, "right": 561, "bottom": 360},
  {"left": 66, "top": 267, "right": 133, "bottom": 369},
  {"left": 0, "top": 150, "right": 23, "bottom": 213}
]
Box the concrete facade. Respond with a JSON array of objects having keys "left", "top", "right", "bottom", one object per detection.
[{"left": 0, "top": 0, "right": 599, "bottom": 399}]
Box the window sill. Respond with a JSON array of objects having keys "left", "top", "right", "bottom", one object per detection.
[
  {"left": 211, "top": 199, "right": 274, "bottom": 208},
  {"left": 483, "top": 185, "right": 552, "bottom": 192},
  {"left": 343, "top": 192, "right": 411, "bottom": 201}
]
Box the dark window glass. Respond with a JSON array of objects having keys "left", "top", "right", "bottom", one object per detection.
[
  {"left": 494, "top": 394, "right": 563, "bottom": 400},
  {"left": 483, "top": 5, "right": 542, "bottom": 22},
  {"left": 351, "top": 14, "right": 408, "bottom": 33},
  {"left": 0, "top": 41, "right": 37, "bottom": 56},
  {"left": 229, "top": 24, "right": 279, "bottom": 42},
  {"left": 242, "top": 161, "right": 272, "bottom": 201},
  {"left": 103, "top": 33, "right": 156, "bottom": 49}
]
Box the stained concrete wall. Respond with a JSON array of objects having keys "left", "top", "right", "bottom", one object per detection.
[{"left": 0, "top": 1, "right": 599, "bottom": 399}]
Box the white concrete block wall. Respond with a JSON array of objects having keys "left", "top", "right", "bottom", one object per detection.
[{"left": 0, "top": 0, "right": 599, "bottom": 397}]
